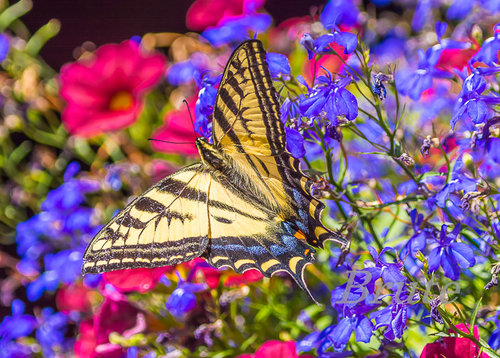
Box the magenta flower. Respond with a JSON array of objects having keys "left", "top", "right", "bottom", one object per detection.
[{"left": 60, "top": 40, "right": 166, "bottom": 137}]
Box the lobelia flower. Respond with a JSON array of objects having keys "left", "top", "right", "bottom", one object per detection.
[
  {"left": 329, "top": 306, "right": 373, "bottom": 351},
  {"left": 151, "top": 99, "right": 199, "bottom": 157},
  {"left": 60, "top": 40, "right": 166, "bottom": 137},
  {"left": 428, "top": 224, "right": 475, "bottom": 281},
  {"left": 166, "top": 273, "right": 207, "bottom": 318},
  {"left": 0, "top": 299, "right": 37, "bottom": 349},
  {"left": 433, "top": 157, "right": 478, "bottom": 208},
  {"left": 0, "top": 33, "right": 9, "bottom": 62},
  {"left": 370, "top": 301, "right": 409, "bottom": 341},
  {"left": 194, "top": 71, "right": 221, "bottom": 139},
  {"left": 36, "top": 308, "right": 69, "bottom": 356},
  {"left": 420, "top": 324, "right": 489, "bottom": 358},
  {"left": 202, "top": 11, "right": 271, "bottom": 47},
  {"left": 266, "top": 52, "right": 291, "bottom": 78},
  {"left": 400, "top": 209, "right": 431, "bottom": 275},
  {"left": 320, "top": 0, "right": 359, "bottom": 28},
  {"left": 451, "top": 72, "right": 500, "bottom": 129},
  {"left": 299, "top": 72, "right": 358, "bottom": 125},
  {"left": 166, "top": 52, "right": 209, "bottom": 86},
  {"left": 396, "top": 45, "right": 453, "bottom": 101},
  {"left": 469, "top": 23, "right": 500, "bottom": 67},
  {"left": 300, "top": 32, "right": 357, "bottom": 60}
]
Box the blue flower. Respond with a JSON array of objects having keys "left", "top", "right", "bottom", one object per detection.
[
  {"left": 280, "top": 97, "right": 302, "bottom": 123},
  {"left": 370, "top": 302, "right": 408, "bottom": 340},
  {"left": 300, "top": 73, "right": 358, "bottom": 124},
  {"left": 167, "top": 53, "right": 208, "bottom": 86},
  {"left": 166, "top": 275, "right": 207, "bottom": 318},
  {"left": 470, "top": 24, "right": 500, "bottom": 67},
  {"left": 446, "top": 0, "right": 473, "bottom": 20},
  {"left": 412, "top": 0, "right": 434, "bottom": 32},
  {"left": 195, "top": 71, "right": 221, "bottom": 139},
  {"left": 301, "top": 32, "right": 357, "bottom": 60},
  {"left": 434, "top": 157, "right": 478, "bottom": 208},
  {"left": 367, "top": 246, "right": 407, "bottom": 285},
  {"left": 202, "top": 14, "right": 271, "bottom": 47},
  {"left": 36, "top": 308, "right": 68, "bottom": 356},
  {"left": 400, "top": 209, "right": 431, "bottom": 275},
  {"left": 266, "top": 53, "right": 290, "bottom": 78},
  {"left": 396, "top": 45, "right": 452, "bottom": 101},
  {"left": 0, "top": 300, "right": 37, "bottom": 344},
  {"left": 451, "top": 72, "right": 500, "bottom": 128},
  {"left": 0, "top": 33, "right": 9, "bottom": 62},
  {"left": 428, "top": 224, "right": 475, "bottom": 280},
  {"left": 320, "top": 0, "right": 359, "bottom": 28},
  {"left": 328, "top": 308, "right": 373, "bottom": 351},
  {"left": 285, "top": 128, "right": 305, "bottom": 158}
]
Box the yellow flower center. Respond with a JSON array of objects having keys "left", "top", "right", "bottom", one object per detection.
[{"left": 109, "top": 91, "right": 133, "bottom": 111}]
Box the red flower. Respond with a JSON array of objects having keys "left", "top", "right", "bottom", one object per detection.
[
  {"left": 56, "top": 282, "right": 92, "bottom": 313},
  {"left": 102, "top": 267, "right": 170, "bottom": 293},
  {"left": 420, "top": 324, "right": 489, "bottom": 358},
  {"left": 224, "top": 269, "right": 264, "bottom": 287},
  {"left": 186, "top": 0, "right": 265, "bottom": 31},
  {"left": 238, "top": 340, "right": 313, "bottom": 358},
  {"left": 75, "top": 297, "right": 145, "bottom": 358},
  {"left": 60, "top": 40, "right": 166, "bottom": 137},
  {"left": 74, "top": 319, "right": 97, "bottom": 358},
  {"left": 151, "top": 99, "right": 198, "bottom": 157}
]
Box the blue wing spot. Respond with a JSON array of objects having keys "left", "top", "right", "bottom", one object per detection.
[
  {"left": 212, "top": 244, "right": 245, "bottom": 252},
  {"left": 296, "top": 220, "right": 308, "bottom": 233},
  {"left": 248, "top": 245, "right": 267, "bottom": 255},
  {"left": 282, "top": 221, "right": 295, "bottom": 235},
  {"left": 270, "top": 244, "right": 288, "bottom": 256},
  {"left": 298, "top": 209, "right": 308, "bottom": 222},
  {"left": 282, "top": 235, "right": 298, "bottom": 250}
]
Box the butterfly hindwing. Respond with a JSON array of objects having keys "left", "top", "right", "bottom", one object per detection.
[{"left": 83, "top": 164, "right": 210, "bottom": 274}]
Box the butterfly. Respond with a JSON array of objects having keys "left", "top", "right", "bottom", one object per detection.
[{"left": 82, "top": 40, "right": 348, "bottom": 297}]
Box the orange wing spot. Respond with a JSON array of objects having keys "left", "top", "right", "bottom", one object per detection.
[
  {"left": 294, "top": 230, "right": 307, "bottom": 241},
  {"left": 304, "top": 249, "right": 310, "bottom": 256}
]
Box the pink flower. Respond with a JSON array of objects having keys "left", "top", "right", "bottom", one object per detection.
[
  {"left": 56, "top": 282, "right": 92, "bottom": 314},
  {"left": 186, "top": 0, "right": 265, "bottom": 31},
  {"left": 74, "top": 319, "right": 97, "bottom": 358},
  {"left": 75, "top": 297, "right": 144, "bottom": 358},
  {"left": 60, "top": 40, "right": 166, "bottom": 137},
  {"left": 103, "top": 267, "right": 170, "bottom": 293},
  {"left": 151, "top": 99, "right": 198, "bottom": 157},
  {"left": 224, "top": 269, "right": 264, "bottom": 287},
  {"left": 420, "top": 324, "right": 489, "bottom": 358},
  {"left": 238, "top": 341, "right": 313, "bottom": 358}
]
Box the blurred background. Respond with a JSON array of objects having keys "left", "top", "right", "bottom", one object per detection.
[{"left": 22, "top": 0, "right": 329, "bottom": 69}]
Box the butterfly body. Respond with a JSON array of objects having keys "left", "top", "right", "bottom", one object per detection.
[{"left": 83, "top": 40, "right": 347, "bottom": 296}]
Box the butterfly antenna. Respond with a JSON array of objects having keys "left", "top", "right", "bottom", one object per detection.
[
  {"left": 148, "top": 138, "right": 194, "bottom": 145},
  {"left": 183, "top": 99, "right": 198, "bottom": 140}
]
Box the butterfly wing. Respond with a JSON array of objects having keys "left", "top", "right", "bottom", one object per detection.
[
  {"left": 210, "top": 40, "right": 347, "bottom": 292},
  {"left": 83, "top": 164, "right": 210, "bottom": 274}
]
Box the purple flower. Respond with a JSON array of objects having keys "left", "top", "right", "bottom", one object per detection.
[
  {"left": 368, "top": 246, "right": 407, "bottom": 285},
  {"left": 396, "top": 45, "right": 452, "bottom": 101},
  {"left": 167, "top": 53, "right": 208, "bottom": 86},
  {"left": 412, "top": 0, "right": 433, "bottom": 32},
  {"left": 301, "top": 32, "right": 357, "bottom": 60},
  {"left": 0, "top": 300, "right": 37, "bottom": 344},
  {"left": 434, "top": 157, "right": 478, "bottom": 208},
  {"left": 285, "top": 128, "right": 305, "bottom": 158},
  {"left": 428, "top": 224, "right": 476, "bottom": 280},
  {"left": 36, "top": 308, "right": 68, "bottom": 356},
  {"left": 446, "top": 0, "right": 473, "bottom": 20},
  {"left": 266, "top": 53, "right": 291, "bottom": 78},
  {"left": 320, "top": 0, "right": 359, "bottom": 28},
  {"left": 202, "top": 14, "right": 271, "bottom": 47},
  {"left": 0, "top": 33, "right": 9, "bottom": 62},
  {"left": 300, "top": 73, "right": 358, "bottom": 124},
  {"left": 451, "top": 72, "right": 500, "bottom": 129},
  {"left": 400, "top": 209, "right": 431, "bottom": 275},
  {"left": 329, "top": 308, "right": 373, "bottom": 351},
  {"left": 166, "top": 274, "right": 207, "bottom": 318},
  {"left": 469, "top": 24, "right": 500, "bottom": 67},
  {"left": 195, "top": 72, "right": 220, "bottom": 139},
  {"left": 370, "top": 302, "right": 408, "bottom": 340}
]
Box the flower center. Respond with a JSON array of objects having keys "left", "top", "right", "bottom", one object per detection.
[{"left": 109, "top": 91, "right": 133, "bottom": 111}]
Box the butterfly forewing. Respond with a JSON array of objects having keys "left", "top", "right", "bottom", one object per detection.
[
  {"left": 83, "top": 164, "right": 210, "bottom": 274},
  {"left": 212, "top": 40, "right": 286, "bottom": 156}
]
